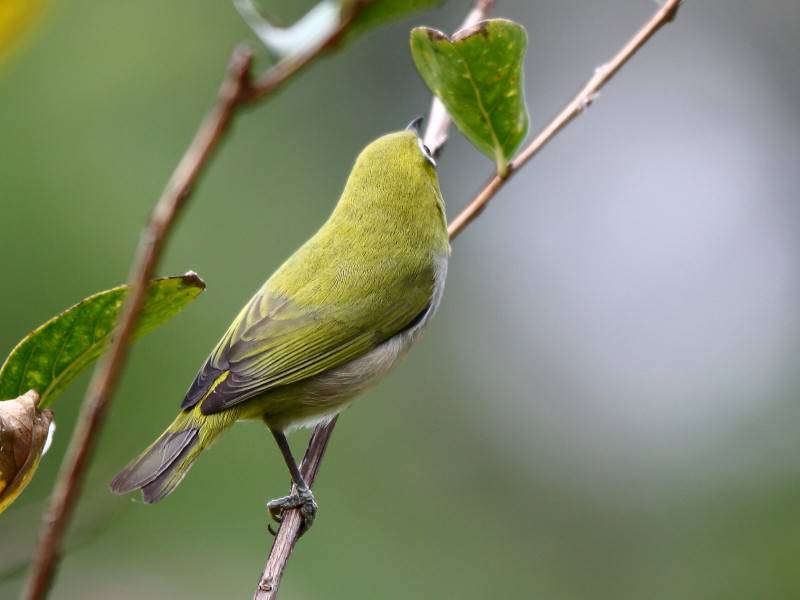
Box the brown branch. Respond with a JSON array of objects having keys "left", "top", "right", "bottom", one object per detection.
[
  {"left": 253, "top": 0, "right": 683, "bottom": 597},
  {"left": 241, "top": 1, "right": 365, "bottom": 104},
  {"left": 253, "top": 417, "right": 338, "bottom": 598},
  {"left": 21, "top": 48, "right": 254, "bottom": 600},
  {"left": 447, "top": 0, "right": 682, "bottom": 239},
  {"left": 21, "top": 5, "right": 370, "bottom": 598}
]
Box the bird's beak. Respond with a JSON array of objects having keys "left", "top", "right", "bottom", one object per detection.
[{"left": 406, "top": 116, "right": 424, "bottom": 136}]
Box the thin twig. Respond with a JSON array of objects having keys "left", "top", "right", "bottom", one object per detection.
[
  {"left": 242, "top": 1, "right": 366, "bottom": 104},
  {"left": 21, "top": 4, "right": 370, "bottom": 598},
  {"left": 448, "top": 0, "right": 682, "bottom": 238},
  {"left": 253, "top": 0, "right": 682, "bottom": 597},
  {"left": 252, "top": 2, "right": 495, "bottom": 598},
  {"left": 253, "top": 417, "right": 338, "bottom": 599},
  {"left": 21, "top": 48, "right": 254, "bottom": 600}
]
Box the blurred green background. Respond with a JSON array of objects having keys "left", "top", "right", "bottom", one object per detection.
[{"left": 2, "top": 0, "right": 800, "bottom": 598}]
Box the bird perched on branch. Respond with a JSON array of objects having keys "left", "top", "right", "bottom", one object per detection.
[{"left": 111, "top": 119, "right": 449, "bottom": 532}]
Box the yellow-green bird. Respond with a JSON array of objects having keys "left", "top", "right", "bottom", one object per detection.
[{"left": 111, "top": 120, "right": 449, "bottom": 531}]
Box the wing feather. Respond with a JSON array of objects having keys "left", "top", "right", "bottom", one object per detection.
[{"left": 182, "top": 259, "right": 434, "bottom": 415}]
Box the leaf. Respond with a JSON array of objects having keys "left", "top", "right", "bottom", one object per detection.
[
  {"left": 237, "top": 1, "right": 443, "bottom": 57},
  {"left": 0, "top": 273, "right": 206, "bottom": 409},
  {"left": 410, "top": 19, "right": 529, "bottom": 175},
  {"left": 0, "top": 0, "right": 45, "bottom": 64},
  {"left": 0, "top": 390, "right": 54, "bottom": 514},
  {"left": 342, "top": 0, "right": 444, "bottom": 41},
  {"left": 234, "top": 0, "right": 341, "bottom": 58}
]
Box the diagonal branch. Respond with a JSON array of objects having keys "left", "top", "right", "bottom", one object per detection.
[
  {"left": 21, "top": 48, "right": 254, "bottom": 600},
  {"left": 21, "top": 5, "right": 370, "bottom": 599},
  {"left": 447, "top": 0, "right": 682, "bottom": 238},
  {"left": 253, "top": 1, "right": 496, "bottom": 597},
  {"left": 253, "top": 0, "right": 682, "bottom": 597},
  {"left": 253, "top": 417, "right": 339, "bottom": 598}
]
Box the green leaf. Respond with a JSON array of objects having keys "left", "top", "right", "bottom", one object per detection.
[
  {"left": 343, "top": 0, "right": 444, "bottom": 41},
  {"left": 0, "top": 273, "right": 206, "bottom": 408},
  {"left": 235, "top": 0, "right": 341, "bottom": 58},
  {"left": 410, "top": 19, "right": 529, "bottom": 175},
  {"left": 237, "top": 0, "right": 443, "bottom": 57}
]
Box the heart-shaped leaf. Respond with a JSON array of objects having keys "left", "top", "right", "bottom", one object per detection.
[
  {"left": 0, "top": 273, "right": 206, "bottom": 409},
  {"left": 411, "top": 18, "right": 529, "bottom": 175}
]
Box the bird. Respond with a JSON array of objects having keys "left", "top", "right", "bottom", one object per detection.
[{"left": 110, "top": 119, "right": 450, "bottom": 532}]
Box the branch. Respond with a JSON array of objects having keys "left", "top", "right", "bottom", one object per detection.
[
  {"left": 242, "top": 1, "right": 365, "bottom": 104},
  {"left": 21, "top": 5, "right": 369, "bottom": 599},
  {"left": 447, "top": 0, "right": 682, "bottom": 239},
  {"left": 253, "top": 0, "right": 682, "bottom": 597},
  {"left": 253, "top": 417, "right": 338, "bottom": 598}
]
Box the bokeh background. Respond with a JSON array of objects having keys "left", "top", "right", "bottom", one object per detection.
[{"left": 2, "top": 0, "right": 800, "bottom": 598}]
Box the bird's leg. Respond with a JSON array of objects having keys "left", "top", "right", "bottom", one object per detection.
[{"left": 266, "top": 428, "right": 318, "bottom": 536}]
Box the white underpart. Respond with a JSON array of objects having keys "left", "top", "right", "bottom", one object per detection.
[{"left": 283, "top": 254, "right": 448, "bottom": 433}]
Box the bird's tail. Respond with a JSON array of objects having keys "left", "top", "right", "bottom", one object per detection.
[{"left": 109, "top": 410, "right": 224, "bottom": 503}]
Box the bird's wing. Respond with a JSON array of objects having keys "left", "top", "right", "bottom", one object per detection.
[{"left": 181, "top": 259, "right": 435, "bottom": 414}]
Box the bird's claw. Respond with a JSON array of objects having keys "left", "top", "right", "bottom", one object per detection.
[{"left": 267, "top": 486, "right": 317, "bottom": 536}]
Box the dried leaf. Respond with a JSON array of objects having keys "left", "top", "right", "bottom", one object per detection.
[{"left": 0, "top": 390, "right": 54, "bottom": 514}]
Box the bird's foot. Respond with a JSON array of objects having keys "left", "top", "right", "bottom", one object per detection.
[{"left": 267, "top": 486, "right": 317, "bottom": 536}]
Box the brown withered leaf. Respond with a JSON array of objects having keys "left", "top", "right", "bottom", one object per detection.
[{"left": 0, "top": 390, "right": 54, "bottom": 514}]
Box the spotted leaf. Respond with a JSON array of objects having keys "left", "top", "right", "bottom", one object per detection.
[{"left": 411, "top": 19, "right": 529, "bottom": 175}]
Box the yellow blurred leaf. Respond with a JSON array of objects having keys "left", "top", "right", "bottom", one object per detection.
[{"left": 0, "top": 0, "right": 45, "bottom": 63}]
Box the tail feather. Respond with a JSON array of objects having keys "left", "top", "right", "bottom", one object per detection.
[
  {"left": 140, "top": 430, "right": 200, "bottom": 503},
  {"left": 111, "top": 405, "right": 237, "bottom": 503},
  {"left": 110, "top": 420, "right": 202, "bottom": 503}
]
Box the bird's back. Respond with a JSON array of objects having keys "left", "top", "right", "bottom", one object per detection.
[{"left": 183, "top": 130, "right": 449, "bottom": 417}]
